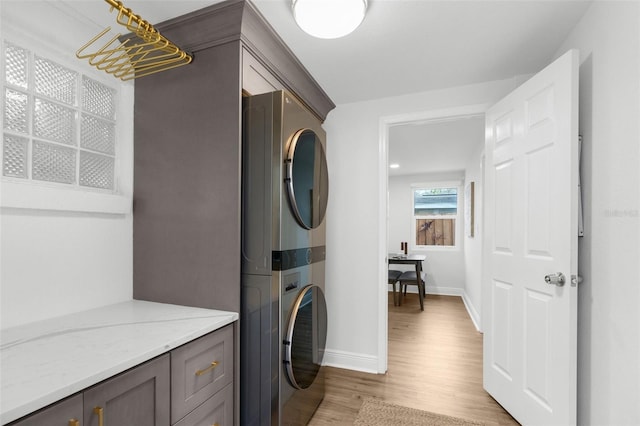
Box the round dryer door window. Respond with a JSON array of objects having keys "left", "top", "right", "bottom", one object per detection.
[
  {"left": 284, "top": 285, "right": 328, "bottom": 390},
  {"left": 285, "top": 129, "right": 329, "bottom": 229}
]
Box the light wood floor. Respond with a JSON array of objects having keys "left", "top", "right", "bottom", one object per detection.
[{"left": 308, "top": 293, "right": 519, "bottom": 425}]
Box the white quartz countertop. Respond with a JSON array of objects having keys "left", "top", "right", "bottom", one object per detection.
[{"left": 0, "top": 300, "right": 238, "bottom": 425}]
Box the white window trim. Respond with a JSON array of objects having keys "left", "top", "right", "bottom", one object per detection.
[
  {"left": 410, "top": 180, "right": 463, "bottom": 251},
  {"left": 1, "top": 21, "right": 133, "bottom": 215},
  {"left": 1, "top": 180, "right": 130, "bottom": 213}
]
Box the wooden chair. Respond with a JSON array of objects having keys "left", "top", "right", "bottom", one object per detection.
[
  {"left": 388, "top": 270, "right": 403, "bottom": 306},
  {"left": 398, "top": 270, "right": 426, "bottom": 310}
]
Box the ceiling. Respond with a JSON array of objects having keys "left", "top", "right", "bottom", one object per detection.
[
  {"left": 63, "top": 0, "right": 592, "bottom": 106},
  {"left": 388, "top": 116, "right": 485, "bottom": 176},
  {"left": 56, "top": 0, "right": 592, "bottom": 175},
  {"left": 252, "top": 0, "right": 591, "bottom": 105}
]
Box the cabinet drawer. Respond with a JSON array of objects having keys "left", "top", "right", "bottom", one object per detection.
[
  {"left": 9, "top": 394, "right": 82, "bottom": 426},
  {"left": 174, "top": 383, "right": 233, "bottom": 426},
  {"left": 171, "top": 325, "right": 234, "bottom": 424}
]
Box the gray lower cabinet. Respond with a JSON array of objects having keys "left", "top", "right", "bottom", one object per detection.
[
  {"left": 83, "top": 355, "right": 170, "bottom": 426},
  {"left": 9, "top": 326, "right": 235, "bottom": 426},
  {"left": 7, "top": 394, "right": 82, "bottom": 426},
  {"left": 9, "top": 356, "right": 170, "bottom": 426},
  {"left": 171, "top": 325, "right": 234, "bottom": 424}
]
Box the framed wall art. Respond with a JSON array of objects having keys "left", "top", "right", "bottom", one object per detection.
[{"left": 465, "top": 181, "right": 475, "bottom": 237}]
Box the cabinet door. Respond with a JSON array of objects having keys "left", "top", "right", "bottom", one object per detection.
[
  {"left": 83, "top": 355, "right": 170, "bottom": 426},
  {"left": 9, "top": 394, "right": 82, "bottom": 426}
]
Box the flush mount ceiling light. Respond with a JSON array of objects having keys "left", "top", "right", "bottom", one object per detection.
[{"left": 292, "top": 0, "right": 368, "bottom": 39}]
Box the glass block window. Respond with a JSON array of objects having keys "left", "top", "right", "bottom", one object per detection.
[
  {"left": 32, "top": 140, "right": 76, "bottom": 184},
  {"left": 81, "top": 114, "right": 115, "bottom": 155},
  {"left": 34, "top": 55, "right": 77, "bottom": 105},
  {"left": 33, "top": 98, "right": 76, "bottom": 145},
  {"left": 2, "top": 134, "right": 28, "bottom": 178},
  {"left": 2, "top": 41, "right": 118, "bottom": 191},
  {"left": 79, "top": 151, "right": 114, "bottom": 189},
  {"left": 5, "top": 44, "right": 28, "bottom": 89},
  {"left": 4, "top": 88, "right": 28, "bottom": 133},
  {"left": 82, "top": 76, "right": 116, "bottom": 120}
]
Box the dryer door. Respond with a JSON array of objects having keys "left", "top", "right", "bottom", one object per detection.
[
  {"left": 283, "top": 284, "right": 328, "bottom": 389},
  {"left": 285, "top": 129, "right": 329, "bottom": 230}
]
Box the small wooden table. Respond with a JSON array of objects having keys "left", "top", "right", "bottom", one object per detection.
[{"left": 388, "top": 254, "right": 426, "bottom": 307}]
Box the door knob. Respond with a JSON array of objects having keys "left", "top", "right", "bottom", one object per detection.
[{"left": 545, "top": 272, "right": 566, "bottom": 287}]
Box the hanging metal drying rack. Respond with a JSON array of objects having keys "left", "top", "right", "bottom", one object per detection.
[{"left": 77, "top": 0, "right": 193, "bottom": 81}]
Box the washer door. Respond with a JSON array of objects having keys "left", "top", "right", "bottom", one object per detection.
[
  {"left": 285, "top": 129, "right": 329, "bottom": 230},
  {"left": 283, "top": 284, "right": 328, "bottom": 390}
]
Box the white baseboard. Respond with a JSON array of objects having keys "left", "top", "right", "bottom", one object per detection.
[
  {"left": 425, "top": 286, "right": 463, "bottom": 296},
  {"left": 389, "top": 284, "right": 462, "bottom": 297},
  {"left": 322, "top": 349, "right": 379, "bottom": 374},
  {"left": 462, "top": 292, "right": 482, "bottom": 332}
]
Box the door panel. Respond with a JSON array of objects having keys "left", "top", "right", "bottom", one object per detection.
[
  {"left": 491, "top": 280, "right": 513, "bottom": 379},
  {"left": 494, "top": 163, "right": 514, "bottom": 253},
  {"left": 526, "top": 146, "right": 553, "bottom": 257},
  {"left": 483, "top": 49, "right": 579, "bottom": 426},
  {"left": 524, "top": 288, "right": 552, "bottom": 408}
]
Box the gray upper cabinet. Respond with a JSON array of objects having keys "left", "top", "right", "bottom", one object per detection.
[
  {"left": 242, "top": 47, "right": 284, "bottom": 96},
  {"left": 133, "top": 0, "right": 334, "bottom": 313}
]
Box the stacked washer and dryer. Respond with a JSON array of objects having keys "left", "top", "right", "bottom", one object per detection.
[{"left": 241, "top": 91, "right": 329, "bottom": 426}]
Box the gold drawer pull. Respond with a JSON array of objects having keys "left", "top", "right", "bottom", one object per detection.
[
  {"left": 195, "top": 361, "right": 219, "bottom": 376},
  {"left": 93, "top": 407, "right": 104, "bottom": 426},
  {"left": 68, "top": 419, "right": 80, "bottom": 426}
]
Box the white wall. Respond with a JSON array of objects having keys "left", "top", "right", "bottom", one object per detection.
[
  {"left": 463, "top": 143, "right": 484, "bottom": 331},
  {"left": 555, "top": 2, "right": 640, "bottom": 425},
  {"left": 323, "top": 78, "right": 522, "bottom": 372},
  {"left": 388, "top": 172, "right": 465, "bottom": 296},
  {"left": 0, "top": 2, "right": 134, "bottom": 329},
  {"left": 1, "top": 210, "right": 133, "bottom": 328}
]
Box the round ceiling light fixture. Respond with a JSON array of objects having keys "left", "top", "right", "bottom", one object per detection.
[{"left": 292, "top": 0, "right": 368, "bottom": 39}]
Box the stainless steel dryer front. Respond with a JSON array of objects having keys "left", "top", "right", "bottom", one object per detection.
[{"left": 241, "top": 90, "right": 328, "bottom": 426}]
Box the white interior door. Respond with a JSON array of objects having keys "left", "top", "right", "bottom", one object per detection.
[{"left": 483, "top": 49, "right": 579, "bottom": 426}]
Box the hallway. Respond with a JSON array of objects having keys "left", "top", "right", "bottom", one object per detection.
[{"left": 309, "top": 294, "right": 519, "bottom": 425}]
